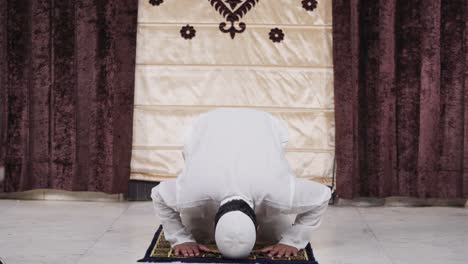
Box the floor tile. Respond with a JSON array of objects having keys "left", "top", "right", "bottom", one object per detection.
[
  {"left": 359, "top": 207, "right": 468, "bottom": 264},
  {"left": 0, "top": 200, "right": 130, "bottom": 264},
  {"left": 76, "top": 202, "right": 158, "bottom": 264},
  {"left": 310, "top": 207, "right": 393, "bottom": 264},
  {"left": 1, "top": 200, "right": 467, "bottom": 264}
]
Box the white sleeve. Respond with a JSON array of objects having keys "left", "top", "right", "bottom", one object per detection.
[
  {"left": 278, "top": 179, "right": 331, "bottom": 249},
  {"left": 151, "top": 182, "right": 196, "bottom": 247}
]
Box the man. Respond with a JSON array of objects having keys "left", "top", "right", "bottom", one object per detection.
[{"left": 151, "top": 108, "right": 331, "bottom": 259}]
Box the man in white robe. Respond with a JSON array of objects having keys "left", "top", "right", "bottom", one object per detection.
[{"left": 151, "top": 108, "right": 331, "bottom": 259}]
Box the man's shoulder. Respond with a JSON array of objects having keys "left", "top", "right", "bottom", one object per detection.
[{"left": 151, "top": 180, "right": 177, "bottom": 206}]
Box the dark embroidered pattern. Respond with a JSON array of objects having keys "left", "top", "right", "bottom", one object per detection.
[
  {"left": 269, "top": 28, "right": 284, "bottom": 43},
  {"left": 302, "top": 0, "right": 318, "bottom": 11},
  {"left": 149, "top": 0, "right": 164, "bottom": 6},
  {"left": 180, "top": 24, "right": 196, "bottom": 39},
  {"left": 208, "top": 0, "right": 260, "bottom": 39}
]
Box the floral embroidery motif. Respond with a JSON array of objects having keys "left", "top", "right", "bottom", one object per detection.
[
  {"left": 208, "top": 0, "right": 260, "bottom": 39},
  {"left": 180, "top": 24, "right": 196, "bottom": 39},
  {"left": 269, "top": 28, "right": 284, "bottom": 43},
  {"left": 151, "top": 0, "right": 297, "bottom": 43},
  {"left": 149, "top": 0, "right": 164, "bottom": 6},
  {"left": 301, "top": 0, "right": 317, "bottom": 11}
]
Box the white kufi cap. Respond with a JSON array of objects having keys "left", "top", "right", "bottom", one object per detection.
[{"left": 215, "top": 210, "right": 256, "bottom": 259}]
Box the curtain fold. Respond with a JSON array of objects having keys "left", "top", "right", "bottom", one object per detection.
[
  {"left": 0, "top": 0, "right": 138, "bottom": 194},
  {"left": 333, "top": 0, "right": 468, "bottom": 198}
]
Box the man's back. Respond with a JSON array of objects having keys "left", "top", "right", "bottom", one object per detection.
[{"left": 176, "top": 108, "right": 295, "bottom": 209}]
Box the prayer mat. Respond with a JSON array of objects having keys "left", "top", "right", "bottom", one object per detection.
[{"left": 138, "top": 225, "right": 319, "bottom": 264}]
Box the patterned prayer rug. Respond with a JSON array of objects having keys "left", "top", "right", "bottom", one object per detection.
[{"left": 138, "top": 225, "right": 319, "bottom": 264}]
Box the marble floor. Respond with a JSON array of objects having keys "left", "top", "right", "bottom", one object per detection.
[{"left": 0, "top": 200, "right": 467, "bottom": 264}]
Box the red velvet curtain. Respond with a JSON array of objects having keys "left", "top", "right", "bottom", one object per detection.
[
  {"left": 0, "top": 0, "right": 138, "bottom": 194},
  {"left": 333, "top": 0, "right": 468, "bottom": 199}
]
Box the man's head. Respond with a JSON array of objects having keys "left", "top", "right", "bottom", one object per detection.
[{"left": 214, "top": 199, "right": 257, "bottom": 259}]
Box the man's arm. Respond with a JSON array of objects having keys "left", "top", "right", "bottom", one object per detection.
[
  {"left": 278, "top": 179, "right": 332, "bottom": 249},
  {"left": 151, "top": 182, "right": 196, "bottom": 246},
  {"left": 260, "top": 179, "right": 331, "bottom": 257}
]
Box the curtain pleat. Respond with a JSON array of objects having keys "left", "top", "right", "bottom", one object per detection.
[
  {"left": 0, "top": 0, "right": 138, "bottom": 194},
  {"left": 333, "top": 0, "right": 468, "bottom": 198},
  {"left": 332, "top": 0, "right": 360, "bottom": 198},
  {"left": 439, "top": 0, "right": 467, "bottom": 197},
  {"left": 463, "top": 1, "right": 468, "bottom": 198},
  {"left": 0, "top": 0, "right": 6, "bottom": 174}
]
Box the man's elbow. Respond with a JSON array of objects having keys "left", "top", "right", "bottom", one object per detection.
[{"left": 323, "top": 185, "right": 332, "bottom": 204}]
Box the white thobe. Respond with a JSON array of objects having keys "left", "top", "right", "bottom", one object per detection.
[{"left": 151, "top": 108, "right": 331, "bottom": 250}]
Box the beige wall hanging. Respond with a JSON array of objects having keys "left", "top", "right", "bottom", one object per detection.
[{"left": 131, "top": 0, "right": 334, "bottom": 186}]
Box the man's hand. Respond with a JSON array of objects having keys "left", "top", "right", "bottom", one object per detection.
[
  {"left": 173, "top": 242, "right": 212, "bottom": 257},
  {"left": 260, "top": 243, "right": 299, "bottom": 258}
]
